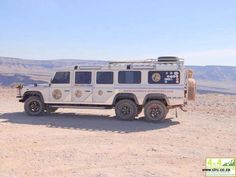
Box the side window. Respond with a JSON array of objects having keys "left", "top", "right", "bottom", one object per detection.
[
  {"left": 75, "top": 72, "right": 92, "bottom": 84},
  {"left": 118, "top": 71, "right": 141, "bottom": 84},
  {"left": 96, "top": 72, "right": 113, "bottom": 84},
  {"left": 51, "top": 72, "right": 70, "bottom": 84},
  {"left": 148, "top": 71, "right": 180, "bottom": 84}
]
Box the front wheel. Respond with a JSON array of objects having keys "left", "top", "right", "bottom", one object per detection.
[
  {"left": 115, "top": 100, "right": 138, "bottom": 121},
  {"left": 24, "top": 96, "right": 44, "bottom": 116},
  {"left": 144, "top": 100, "right": 167, "bottom": 122}
]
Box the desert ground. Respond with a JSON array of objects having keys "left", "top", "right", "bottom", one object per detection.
[{"left": 0, "top": 87, "right": 235, "bottom": 177}]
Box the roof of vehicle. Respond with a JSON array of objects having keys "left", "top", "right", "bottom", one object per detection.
[{"left": 55, "top": 56, "right": 185, "bottom": 72}]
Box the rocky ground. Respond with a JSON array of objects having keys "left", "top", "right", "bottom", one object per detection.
[{"left": 0, "top": 87, "right": 235, "bottom": 177}]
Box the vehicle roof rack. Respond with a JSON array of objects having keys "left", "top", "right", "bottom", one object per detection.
[
  {"left": 109, "top": 56, "right": 183, "bottom": 65},
  {"left": 73, "top": 56, "right": 184, "bottom": 70}
]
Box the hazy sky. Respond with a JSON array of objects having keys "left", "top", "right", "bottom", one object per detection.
[{"left": 0, "top": 0, "right": 236, "bottom": 66}]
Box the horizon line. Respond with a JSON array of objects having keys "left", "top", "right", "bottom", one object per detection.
[{"left": 0, "top": 55, "right": 236, "bottom": 67}]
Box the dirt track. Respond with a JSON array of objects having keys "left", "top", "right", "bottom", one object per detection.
[{"left": 0, "top": 88, "right": 235, "bottom": 177}]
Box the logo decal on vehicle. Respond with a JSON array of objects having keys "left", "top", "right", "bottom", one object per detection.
[
  {"left": 75, "top": 90, "right": 82, "bottom": 97},
  {"left": 98, "top": 90, "right": 103, "bottom": 96},
  {"left": 52, "top": 89, "right": 62, "bottom": 100},
  {"left": 152, "top": 73, "right": 161, "bottom": 82}
]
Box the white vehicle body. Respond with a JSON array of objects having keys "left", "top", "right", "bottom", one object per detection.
[{"left": 17, "top": 57, "right": 196, "bottom": 121}]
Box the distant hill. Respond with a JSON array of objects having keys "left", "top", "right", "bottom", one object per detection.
[
  {"left": 188, "top": 65, "right": 236, "bottom": 94},
  {"left": 0, "top": 56, "right": 106, "bottom": 86},
  {"left": 190, "top": 65, "right": 236, "bottom": 82},
  {"left": 1, "top": 56, "right": 236, "bottom": 94}
]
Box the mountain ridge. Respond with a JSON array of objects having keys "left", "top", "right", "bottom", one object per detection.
[
  {"left": 1, "top": 57, "right": 236, "bottom": 94},
  {"left": 1, "top": 56, "right": 235, "bottom": 67}
]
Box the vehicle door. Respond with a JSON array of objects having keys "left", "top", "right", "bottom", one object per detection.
[
  {"left": 50, "top": 71, "right": 71, "bottom": 102},
  {"left": 93, "top": 71, "right": 114, "bottom": 104},
  {"left": 72, "top": 71, "right": 93, "bottom": 103}
]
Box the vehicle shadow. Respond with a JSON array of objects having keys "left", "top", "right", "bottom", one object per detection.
[{"left": 0, "top": 112, "right": 180, "bottom": 133}]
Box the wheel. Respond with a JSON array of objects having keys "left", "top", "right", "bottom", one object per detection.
[
  {"left": 24, "top": 96, "right": 44, "bottom": 116},
  {"left": 115, "top": 99, "right": 138, "bottom": 121},
  {"left": 144, "top": 100, "right": 167, "bottom": 122}
]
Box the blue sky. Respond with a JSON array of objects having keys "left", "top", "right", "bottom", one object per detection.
[{"left": 0, "top": 0, "right": 236, "bottom": 66}]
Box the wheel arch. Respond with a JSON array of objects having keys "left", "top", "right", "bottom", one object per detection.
[
  {"left": 22, "top": 91, "right": 45, "bottom": 103},
  {"left": 112, "top": 93, "right": 139, "bottom": 105},
  {"left": 143, "top": 93, "right": 170, "bottom": 106}
]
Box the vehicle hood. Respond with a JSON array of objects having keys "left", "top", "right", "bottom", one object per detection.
[
  {"left": 23, "top": 83, "right": 50, "bottom": 90},
  {"left": 27, "top": 83, "right": 49, "bottom": 87}
]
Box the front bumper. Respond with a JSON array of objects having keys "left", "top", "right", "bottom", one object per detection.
[{"left": 16, "top": 96, "right": 24, "bottom": 102}]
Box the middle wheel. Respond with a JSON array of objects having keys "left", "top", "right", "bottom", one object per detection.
[{"left": 115, "top": 99, "right": 138, "bottom": 121}]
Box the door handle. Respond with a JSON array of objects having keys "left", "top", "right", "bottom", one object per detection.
[
  {"left": 107, "top": 90, "right": 112, "bottom": 93},
  {"left": 85, "top": 90, "right": 91, "bottom": 92},
  {"left": 64, "top": 90, "right": 70, "bottom": 92}
]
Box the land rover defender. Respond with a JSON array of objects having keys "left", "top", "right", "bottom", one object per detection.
[{"left": 16, "top": 56, "right": 196, "bottom": 122}]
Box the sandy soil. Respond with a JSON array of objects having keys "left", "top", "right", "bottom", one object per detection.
[{"left": 0, "top": 87, "right": 235, "bottom": 177}]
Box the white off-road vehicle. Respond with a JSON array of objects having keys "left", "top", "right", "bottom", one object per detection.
[{"left": 17, "top": 56, "right": 196, "bottom": 122}]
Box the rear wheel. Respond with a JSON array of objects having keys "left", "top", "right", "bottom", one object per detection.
[
  {"left": 115, "top": 99, "right": 137, "bottom": 121},
  {"left": 24, "top": 96, "right": 44, "bottom": 116},
  {"left": 144, "top": 100, "right": 167, "bottom": 122}
]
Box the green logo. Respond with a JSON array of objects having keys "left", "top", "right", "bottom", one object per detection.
[{"left": 204, "top": 158, "right": 235, "bottom": 177}]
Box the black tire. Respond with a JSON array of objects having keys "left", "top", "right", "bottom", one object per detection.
[
  {"left": 24, "top": 96, "right": 44, "bottom": 116},
  {"left": 115, "top": 99, "right": 138, "bottom": 121},
  {"left": 144, "top": 100, "right": 167, "bottom": 122}
]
